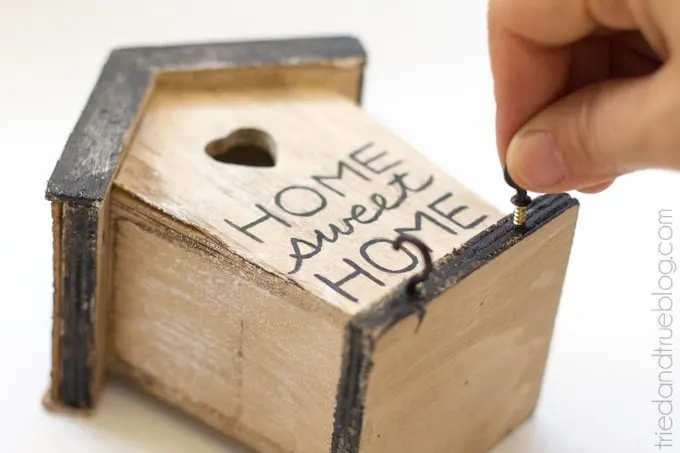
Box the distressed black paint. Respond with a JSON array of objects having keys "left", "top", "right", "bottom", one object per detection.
[
  {"left": 46, "top": 36, "right": 366, "bottom": 203},
  {"left": 329, "top": 193, "right": 578, "bottom": 452},
  {"left": 45, "top": 36, "right": 368, "bottom": 410},
  {"left": 59, "top": 204, "right": 98, "bottom": 408}
]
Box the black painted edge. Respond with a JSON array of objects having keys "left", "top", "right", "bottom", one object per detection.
[
  {"left": 329, "top": 193, "right": 579, "bottom": 452},
  {"left": 330, "top": 325, "right": 372, "bottom": 453},
  {"left": 45, "top": 35, "right": 367, "bottom": 410},
  {"left": 45, "top": 35, "right": 367, "bottom": 203},
  {"left": 357, "top": 193, "right": 579, "bottom": 334},
  {"left": 58, "top": 204, "right": 98, "bottom": 408},
  {"left": 124, "top": 35, "right": 367, "bottom": 70}
]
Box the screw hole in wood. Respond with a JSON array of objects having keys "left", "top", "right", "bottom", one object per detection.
[{"left": 205, "top": 128, "right": 276, "bottom": 168}]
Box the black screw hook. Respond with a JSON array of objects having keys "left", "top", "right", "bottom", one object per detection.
[
  {"left": 393, "top": 234, "right": 433, "bottom": 332},
  {"left": 503, "top": 166, "right": 532, "bottom": 227},
  {"left": 393, "top": 234, "right": 433, "bottom": 294}
]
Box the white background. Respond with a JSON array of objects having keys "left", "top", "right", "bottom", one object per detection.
[{"left": 1, "top": 1, "right": 679, "bottom": 452}]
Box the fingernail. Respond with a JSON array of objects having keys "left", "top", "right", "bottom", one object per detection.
[{"left": 507, "top": 131, "right": 565, "bottom": 189}]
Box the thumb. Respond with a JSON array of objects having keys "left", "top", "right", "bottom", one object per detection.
[{"left": 505, "top": 70, "right": 680, "bottom": 193}]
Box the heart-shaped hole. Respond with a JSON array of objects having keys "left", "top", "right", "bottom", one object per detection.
[{"left": 205, "top": 128, "right": 276, "bottom": 167}]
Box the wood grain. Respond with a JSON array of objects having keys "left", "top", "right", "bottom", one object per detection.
[
  {"left": 48, "top": 202, "right": 63, "bottom": 405},
  {"left": 110, "top": 189, "right": 346, "bottom": 453},
  {"left": 356, "top": 202, "right": 579, "bottom": 453},
  {"left": 114, "top": 87, "right": 502, "bottom": 313},
  {"left": 107, "top": 82, "right": 502, "bottom": 452}
]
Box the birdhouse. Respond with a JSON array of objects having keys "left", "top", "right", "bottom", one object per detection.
[{"left": 44, "top": 36, "right": 579, "bottom": 453}]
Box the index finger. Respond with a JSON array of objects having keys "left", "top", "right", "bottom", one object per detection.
[{"left": 488, "top": 0, "right": 637, "bottom": 161}]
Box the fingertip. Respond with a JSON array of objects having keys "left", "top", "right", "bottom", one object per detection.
[{"left": 506, "top": 130, "right": 567, "bottom": 192}]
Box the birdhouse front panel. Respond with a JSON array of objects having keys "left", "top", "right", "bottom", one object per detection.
[{"left": 113, "top": 86, "right": 503, "bottom": 313}]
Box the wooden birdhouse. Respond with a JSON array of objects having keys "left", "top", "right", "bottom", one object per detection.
[{"left": 45, "top": 36, "right": 579, "bottom": 453}]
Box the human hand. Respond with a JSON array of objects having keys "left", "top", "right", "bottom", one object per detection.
[{"left": 488, "top": 0, "right": 679, "bottom": 194}]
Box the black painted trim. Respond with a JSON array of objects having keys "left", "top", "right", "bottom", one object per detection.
[
  {"left": 45, "top": 36, "right": 367, "bottom": 410},
  {"left": 331, "top": 325, "right": 372, "bottom": 453},
  {"left": 46, "top": 35, "right": 366, "bottom": 203},
  {"left": 330, "top": 193, "right": 579, "bottom": 452},
  {"left": 59, "top": 204, "right": 98, "bottom": 408}
]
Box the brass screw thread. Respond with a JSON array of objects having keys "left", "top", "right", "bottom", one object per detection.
[
  {"left": 504, "top": 167, "right": 531, "bottom": 228},
  {"left": 513, "top": 205, "right": 528, "bottom": 227}
]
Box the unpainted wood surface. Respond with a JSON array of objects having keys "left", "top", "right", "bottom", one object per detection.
[
  {"left": 110, "top": 191, "right": 345, "bottom": 453},
  {"left": 114, "top": 88, "right": 502, "bottom": 313},
  {"left": 93, "top": 195, "right": 114, "bottom": 399},
  {"left": 155, "top": 63, "right": 363, "bottom": 99},
  {"left": 358, "top": 206, "right": 579, "bottom": 453},
  {"left": 48, "top": 202, "right": 63, "bottom": 405}
]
